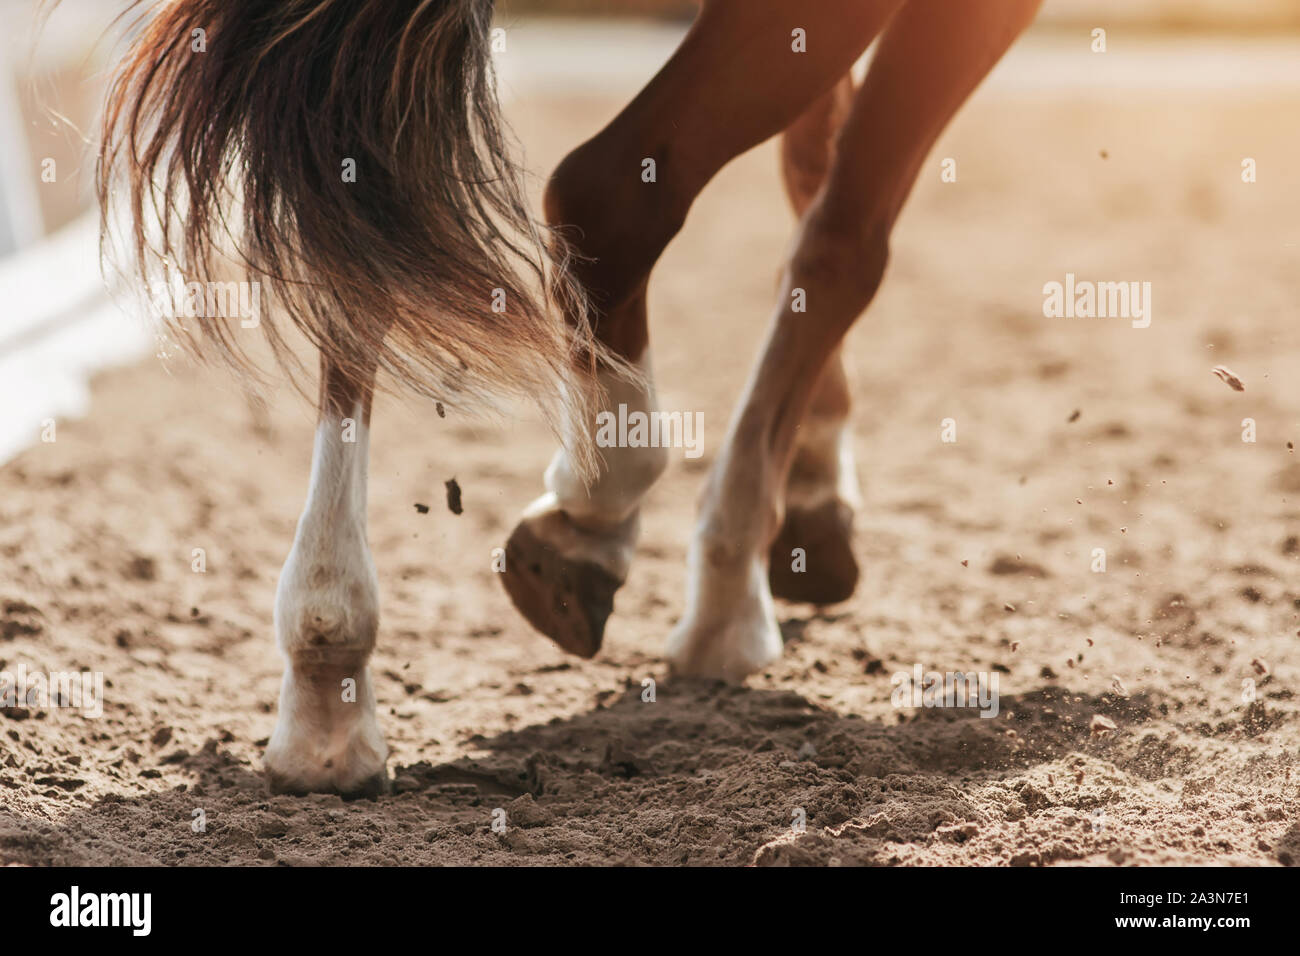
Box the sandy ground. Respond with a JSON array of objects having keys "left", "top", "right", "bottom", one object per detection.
[{"left": 2, "top": 49, "right": 1299, "bottom": 866}]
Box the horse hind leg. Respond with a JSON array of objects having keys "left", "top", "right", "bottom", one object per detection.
[
  {"left": 768, "top": 349, "right": 862, "bottom": 604},
  {"left": 768, "top": 76, "right": 864, "bottom": 607},
  {"left": 501, "top": 352, "right": 667, "bottom": 658},
  {"left": 264, "top": 354, "right": 387, "bottom": 796},
  {"left": 501, "top": 0, "right": 907, "bottom": 659}
]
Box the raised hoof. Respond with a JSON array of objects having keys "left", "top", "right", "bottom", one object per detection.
[
  {"left": 767, "top": 499, "right": 859, "bottom": 605},
  {"left": 501, "top": 521, "right": 622, "bottom": 658}
]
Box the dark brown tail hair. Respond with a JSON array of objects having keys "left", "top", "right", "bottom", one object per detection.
[{"left": 86, "top": 0, "right": 610, "bottom": 475}]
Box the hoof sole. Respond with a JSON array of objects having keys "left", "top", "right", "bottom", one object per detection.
[{"left": 501, "top": 521, "right": 622, "bottom": 658}]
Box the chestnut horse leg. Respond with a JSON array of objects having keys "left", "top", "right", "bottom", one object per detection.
[
  {"left": 668, "top": 0, "right": 1045, "bottom": 679},
  {"left": 502, "top": 0, "right": 908, "bottom": 657},
  {"left": 768, "top": 76, "right": 864, "bottom": 606}
]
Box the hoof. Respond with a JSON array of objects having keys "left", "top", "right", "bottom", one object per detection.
[
  {"left": 666, "top": 607, "right": 784, "bottom": 682},
  {"left": 666, "top": 554, "right": 784, "bottom": 681},
  {"left": 264, "top": 668, "right": 389, "bottom": 799},
  {"left": 263, "top": 740, "right": 390, "bottom": 799},
  {"left": 501, "top": 520, "right": 623, "bottom": 658},
  {"left": 767, "top": 499, "right": 859, "bottom": 605},
  {"left": 266, "top": 767, "right": 390, "bottom": 800}
]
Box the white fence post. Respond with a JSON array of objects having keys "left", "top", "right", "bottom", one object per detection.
[{"left": 0, "top": 34, "right": 44, "bottom": 257}]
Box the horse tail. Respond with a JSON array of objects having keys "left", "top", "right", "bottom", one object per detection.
[{"left": 92, "top": 0, "right": 611, "bottom": 475}]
